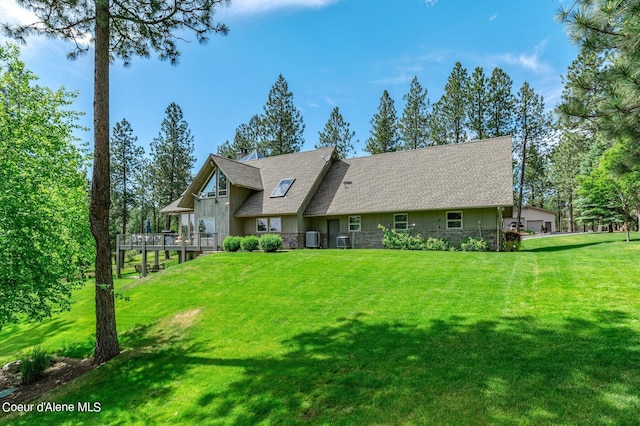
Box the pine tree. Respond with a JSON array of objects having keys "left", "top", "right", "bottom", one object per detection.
[
  {"left": 3, "top": 0, "right": 230, "bottom": 364},
  {"left": 261, "top": 75, "right": 305, "bottom": 156},
  {"left": 514, "top": 82, "right": 552, "bottom": 227},
  {"left": 365, "top": 90, "right": 400, "bottom": 154},
  {"left": 316, "top": 106, "right": 356, "bottom": 159},
  {"left": 432, "top": 62, "right": 469, "bottom": 144},
  {"left": 466, "top": 67, "right": 489, "bottom": 140},
  {"left": 110, "top": 119, "right": 144, "bottom": 236},
  {"left": 217, "top": 115, "right": 264, "bottom": 159},
  {"left": 151, "top": 103, "right": 196, "bottom": 233},
  {"left": 486, "top": 67, "right": 515, "bottom": 138},
  {"left": 399, "top": 76, "right": 430, "bottom": 149}
]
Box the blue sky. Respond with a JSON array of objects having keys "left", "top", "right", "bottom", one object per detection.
[{"left": 1, "top": 0, "right": 577, "bottom": 166}]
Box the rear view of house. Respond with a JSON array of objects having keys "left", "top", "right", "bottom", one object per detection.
[{"left": 117, "top": 136, "right": 513, "bottom": 274}]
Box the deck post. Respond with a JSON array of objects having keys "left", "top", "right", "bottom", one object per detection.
[
  {"left": 141, "top": 235, "right": 148, "bottom": 277},
  {"left": 180, "top": 233, "right": 186, "bottom": 264},
  {"left": 115, "top": 235, "right": 121, "bottom": 278}
]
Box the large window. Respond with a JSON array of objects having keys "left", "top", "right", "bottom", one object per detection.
[
  {"left": 394, "top": 213, "right": 408, "bottom": 230},
  {"left": 446, "top": 211, "right": 463, "bottom": 229},
  {"left": 257, "top": 217, "right": 282, "bottom": 233},
  {"left": 200, "top": 168, "right": 228, "bottom": 198},
  {"left": 348, "top": 216, "right": 361, "bottom": 232}
]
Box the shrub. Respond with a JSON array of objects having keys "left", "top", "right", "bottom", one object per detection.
[
  {"left": 241, "top": 235, "right": 260, "bottom": 252},
  {"left": 424, "top": 237, "right": 452, "bottom": 251},
  {"left": 503, "top": 230, "right": 521, "bottom": 252},
  {"left": 378, "top": 225, "right": 451, "bottom": 251},
  {"left": 460, "top": 237, "right": 490, "bottom": 252},
  {"left": 222, "top": 236, "right": 242, "bottom": 252},
  {"left": 20, "top": 346, "right": 51, "bottom": 385},
  {"left": 259, "top": 234, "right": 283, "bottom": 252}
]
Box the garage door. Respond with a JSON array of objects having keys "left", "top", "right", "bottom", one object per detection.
[{"left": 527, "top": 220, "right": 543, "bottom": 233}]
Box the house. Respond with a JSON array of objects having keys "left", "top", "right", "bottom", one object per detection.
[
  {"left": 116, "top": 136, "right": 513, "bottom": 275},
  {"left": 504, "top": 206, "right": 556, "bottom": 233}
]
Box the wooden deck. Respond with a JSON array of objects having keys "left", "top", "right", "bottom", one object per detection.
[{"left": 115, "top": 233, "right": 218, "bottom": 277}]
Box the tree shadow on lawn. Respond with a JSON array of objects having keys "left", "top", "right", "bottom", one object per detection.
[
  {"left": 186, "top": 312, "right": 640, "bottom": 425},
  {"left": 524, "top": 240, "right": 620, "bottom": 253},
  {"left": 9, "top": 312, "right": 639, "bottom": 425}
]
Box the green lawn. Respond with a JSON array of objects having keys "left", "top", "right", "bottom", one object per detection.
[{"left": 1, "top": 232, "right": 639, "bottom": 425}]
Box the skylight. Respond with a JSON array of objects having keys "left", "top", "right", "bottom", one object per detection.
[{"left": 270, "top": 178, "right": 295, "bottom": 198}]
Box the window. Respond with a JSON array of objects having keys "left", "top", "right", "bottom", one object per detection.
[
  {"left": 446, "top": 211, "right": 463, "bottom": 229},
  {"left": 200, "top": 168, "right": 228, "bottom": 198},
  {"left": 394, "top": 213, "right": 408, "bottom": 230},
  {"left": 270, "top": 178, "right": 295, "bottom": 197},
  {"left": 199, "top": 218, "right": 215, "bottom": 236},
  {"left": 217, "top": 170, "right": 228, "bottom": 197},
  {"left": 257, "top": 217, "right": 282, "bottom": 233},
  {"left": 348, "top": 216, "right": 361, "bottom": 232},
  {"left": 269, "top": 217, "right": 282, "bottom": 232},
  {"left": 200, "top": 170, "right": 217, "bottom": 198}
]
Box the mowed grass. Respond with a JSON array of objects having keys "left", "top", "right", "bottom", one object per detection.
[{"left": 1, "top": 232, "right": 639, "bottom": 425}]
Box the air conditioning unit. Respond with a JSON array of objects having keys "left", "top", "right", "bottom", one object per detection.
[
  {"left": 337, "top": 234, "right": 351, "bottom": 249},
  {"left": 305, "top": 231, "right": 321, "bottom": 248}
]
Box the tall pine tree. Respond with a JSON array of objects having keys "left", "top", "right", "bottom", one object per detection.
[
  {"left": 432, "top": 62, "right": 469, "bottom": 144},
  {"left": 399, "top": 76, "right": 430, "bottom": 149},
  {"left": 151, "top": 102, "right": 196, "bottom": 232},
  {"left": 110, "top": 119, "right": 144, "bottom": 237},
  {"left": 465, "top": 67, "right": 489, "bottom": 140},
  {"left": 316, "top": 106, "right": 356, "bottom": 159},
  {"left": 261, "top": 74, "right": 305, "bottom": 156},
  {"left": 217, "top": 115, "right": 264, "bottom": 159},
  {"left": 365, "top": 90, "right": 400, "bottom": 154},
  {"left": 486, "top": 67, "right": 515, "bottom": 138},
  {"left": 4, "top": 0, "right": 230, "bottom": 364},
  {"left": 514, "top": 82, "right": 552, "bottom": 227}
]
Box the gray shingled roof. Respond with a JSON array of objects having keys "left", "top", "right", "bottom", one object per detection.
[
  {"left": 234, "top": 147, "right": 336, "bottom": 217},
  {"left": 304, "top": 136, "right": 514, "bottom": 216},
  {"left": 177, "top": 154, "right": 263, "bottom": 209}
]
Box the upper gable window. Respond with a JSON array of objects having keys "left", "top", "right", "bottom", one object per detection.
[
  {"left": 270, "top": 178, "right": 295, "bottom": 198},
  {"left": 200, "top": 168, "right": 228, "bottom": 198}
]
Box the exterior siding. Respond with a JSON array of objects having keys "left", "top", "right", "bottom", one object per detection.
[{"left": 307, "top": 208, "right": 502, "bottom": 250}]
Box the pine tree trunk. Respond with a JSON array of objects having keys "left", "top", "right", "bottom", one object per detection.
[{"left": 91, "top": 0, "right": 120, "bottom": 365}]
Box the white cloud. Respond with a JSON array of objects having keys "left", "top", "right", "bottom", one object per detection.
[
  {"left": 0, "top": 0, "right": 38, "bottom": 26},
  {"left": 489, "top": 13, "right": 498, "bottom": 21},
  {"left": 495, "top": 41, "right": 552, "bottom": 74},
  {"left": 323, "top": 96, "right": 337, "bottom": 106},
  {"left": 424, "top": 0, "right": 438, "bottom": 6},
  {"left": 227, "top": 0, "right": 340, "bottom": 15}
]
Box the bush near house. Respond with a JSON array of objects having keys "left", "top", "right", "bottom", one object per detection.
[
  {"left": 240, "top": 235, "right": 260, "bottom": 252},
  {"left": 259, "top": 234, "right": 283, "bottom": 252},
  {"left": 222, "top": 236, "right": 242, "bottom": 252},
  {"left": 378, "top": 225, "right": 452, "bottom": 251},
  {"left": 460, "top": 237, "right": 490, "bottom": 252}
]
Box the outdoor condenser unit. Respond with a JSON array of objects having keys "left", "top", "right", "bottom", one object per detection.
[{"left": 305, "top": 231, "right": 321, "bottom": 248}]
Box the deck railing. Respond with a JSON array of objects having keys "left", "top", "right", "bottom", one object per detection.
[{"left": 116, "top": 233, "right": 218, "bottom": 252}]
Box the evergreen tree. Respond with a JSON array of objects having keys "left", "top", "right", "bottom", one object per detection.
[
  {"left": 434, "top": 62, "right": 469, "bottom": 144},
  {"left": 559, "top": 0, "right": 640, "bottom": 169},
  {"left": 4, "top": 0, "right": 230, "bottom": 363},
  {"left": 486, "top": 67, "right": 515, "bottom": 138},
  {"left": 110, "top": 119, "right": 144, "bottom": 237},
  {"left": 365, "top": 90, "right": 400, "bottom": 154},
  {"left": 428, "top": 100, "right": 449, "bottom": 146},
  {"left": 514, "top": 82, "right": 552, "bottom": 227},
  {"left": 217, "top": 115, "right": 264, "bottom": 158},
  {"left": 151, "top": 102, "right": 196, "bottom": 233},
  {"left": 261, "top": 74, "right": 305, "bottom": 156},
  {"left": 465, "top": 67, "right": 489, "bottom": 140},
  {"left": 316, "top": 106, "right": 356, "bottom": 159},
  {"left": 399, "top": 76, "right": 430, "bottom": 149}
]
